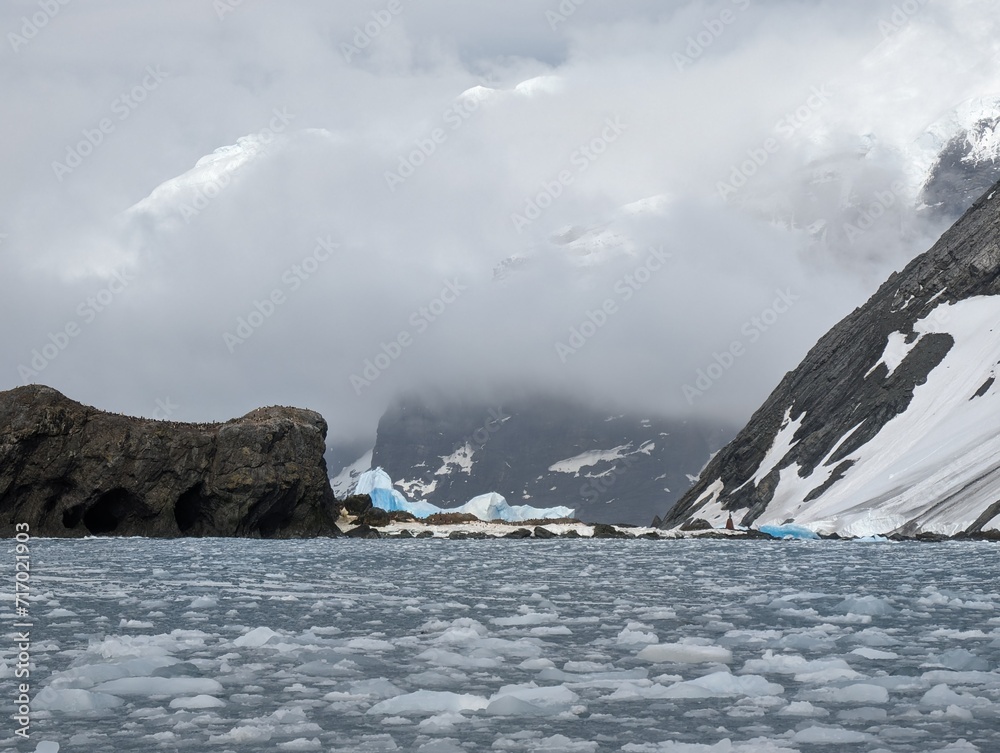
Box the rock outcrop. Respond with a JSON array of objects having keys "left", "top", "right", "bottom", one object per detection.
[{"left": 0, "top": 385, "right": 340, "bottom": 538}]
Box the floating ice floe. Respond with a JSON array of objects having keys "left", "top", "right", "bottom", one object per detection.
[
  {"left": 637, "top": 642, "right": 733, "bottom": 664},
  {"left": 365, "top": 683, "right": 579, "bottom": 718},
  {"left": 33, "top": 687, "right": 124, "bottom": 712},
  {"left": 28, "top": 535, "right": 1000, "bottom": 750}
]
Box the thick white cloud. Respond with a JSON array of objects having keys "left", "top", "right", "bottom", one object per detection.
[{"left": 1, "top": 0, "right": 998, "bottom": 445}]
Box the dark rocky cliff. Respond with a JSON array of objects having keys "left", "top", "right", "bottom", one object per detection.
[{"left": 0, "top": 385, "right": 340, "bottom": 538}]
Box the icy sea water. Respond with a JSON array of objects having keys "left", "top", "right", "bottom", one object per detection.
[{"left": 4, "top": 539, "right": 1000, "bottom": 752}]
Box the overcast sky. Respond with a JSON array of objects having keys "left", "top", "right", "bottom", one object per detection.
[{"left": 2, "top": 0, "right": 999, "bottom": 450}]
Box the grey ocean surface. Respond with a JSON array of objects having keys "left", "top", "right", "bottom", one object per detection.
[{"left": 6, "top": 538, "right": 1000, "bottom": 752}]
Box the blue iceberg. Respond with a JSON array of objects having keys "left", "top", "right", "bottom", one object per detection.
[
  {"left": 759, "top": 523, "right": 820, "bottom": 540},
  {"left": 353, "top": 468, "right": 417, "bottom": 512},
  {"left": 458, "top": 492, "right": 575, "bottom": 523},
  {"left": 350, "top": 468, "right": 575, "bottom": 523}
]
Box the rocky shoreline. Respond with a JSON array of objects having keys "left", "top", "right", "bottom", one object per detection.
[{"left": 334, "top": 504, "right": 1000, "bottom": 542}]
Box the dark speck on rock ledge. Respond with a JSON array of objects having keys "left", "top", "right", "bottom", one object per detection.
[{"left": 0, "top": 385, "right": 341, "bottom": 538}]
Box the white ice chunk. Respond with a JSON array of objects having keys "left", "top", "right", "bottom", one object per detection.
[
  {"left": 660, "top": 671, "right": 783, "bottom": 699},
  {"left": 433, "top": 619, "right": 489, "bottom": 643},
  {"left": 792, "top": 726, "right": 870, "bottom": 744},
  {"left": 34, "top": 687, "right": 124, "bottom": 711},
  {"left": 921, "top": 683, "right": 991, "bottom": 708},
  {"left": 47, "top": 656, "right": 179, "bottom": 687},
  {"left": 169, "top": 694, "right": 225, "bottom": 709},
  {"left": 118, "top": 619, "right": 153, "bottom": 628},
  {"left": 805, "top": 683, "right": 889, "bottom": 704},
  {"left": 234, "top": 626, "right": 282, "bottom": 648},
  {"left": 837, "top": 706, "right": 887, "bottom": 722},
  {"left": 850, "top": 647, "right": 899, "bottom": 660},
  {"left": 350, "top": 679, "right": 404, "bottom": 699},
  {"left": 932, "top": 648, "right": 989, "bottom": 671},
  {"left": 486, "top": 683, "right": 579, "bottom": 716},
  {"left": 367, "top": 690, "right": 489, "bottom": 716},
  {"left": 617, "top": 626, "right": 659, "bottom": 645},
  {"left": 346, "top": 638, "right": 395, "bottom": 652},
  {"left": 418, "top": 712, "right": 466, "bottom": 733},
  {"left": 92, "top": 677, "right": 223, "bottom": 696},
  {"left": 778, "top": 700, "right": 828, "bottom": 717},
  {"left": 741, "top": 651, "right": 861, "bottom": 683},
  {"left": 637, "top": 643, "right": 733, "bottom": 664},
  {"left": 520, "top": 658, "right": 556, "bottom": 671},
  {"left": 930, "top": 740, "right": 981, "bottom": 752},
  {"left": 416, "top": 648, "right": 502, "bottom": 669},
  {"left": 493, "top": 612, "right": 558, "bottom": 626},
  {"left": 277, "top": 739, "right": 322, "bottom": 751},
  {"left": 209, "top": 725, "right": 273, "bottom": 744},
  {"left": 833, "top": 595, "right": 894, "bottom": 616},
  {"left": 533, "top": 735, "right": 598, "bottom": 752},
  {"left": 621, "top": 738, "right": 798, "bottom": 751}
]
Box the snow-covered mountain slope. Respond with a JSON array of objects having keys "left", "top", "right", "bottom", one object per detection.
[
  {"left": 123, "top": 131, "right": 294, "bottom": 226},
  {"left": 661, "top": 177, "right": 1000, "bottom": 537},
  {"left": 358, "top": 394, "right": 733, "bottom": 525}
]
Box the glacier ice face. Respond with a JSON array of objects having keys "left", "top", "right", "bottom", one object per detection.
[
  {"left": 458, "top": 492, "right": 510, "bottom": 521},
  {"left": 353, "top": 467, "right": 392, "bottom": 496},
  {"left": 759, "top": 524, "right": 820, "bottom": 540},
  {"left": 350, "top": 468, "right": 574, "bottom": 522},
  {"left": 353, "top": 468, "right": 410, "bottom": 513}
]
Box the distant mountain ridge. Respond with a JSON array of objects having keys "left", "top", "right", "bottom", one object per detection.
[{"left": 338, "top": 394, "right": 734, "bottom": 526}]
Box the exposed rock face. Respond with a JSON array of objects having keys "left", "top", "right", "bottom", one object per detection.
[
  {"left": 357, "top": 507, "right": 391, "bottom": 528},
  {"left": 504, "top": 528, "right": 532, "bottom": 539},
  {"left": 0, "top": 386, "right": 340, "bottom": 538},
  {"left": 661, "top": 178, "right": 1000, "bottom": 536},
  {"left": 592, "top": 523, "right": 630, "bottom": 539},
  {"left": 346, "top": 524, "right": 381, "bottom": 539}
]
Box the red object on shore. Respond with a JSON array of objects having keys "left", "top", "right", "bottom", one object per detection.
[{"left": 725, "top": 514, "right": 735, "bottom": 530}]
